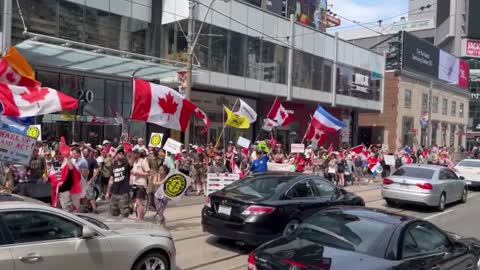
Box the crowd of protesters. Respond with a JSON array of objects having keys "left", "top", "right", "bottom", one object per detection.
[{"left": 0, "top": 133, "right": 464, "bottom": 225}]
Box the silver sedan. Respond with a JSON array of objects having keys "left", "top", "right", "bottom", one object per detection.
[
  {"left": 0, "top": 194, "right": 175, "bottom": 270},
  {"left": 382, "top": 164, "right": 468, "bottom": 211}
]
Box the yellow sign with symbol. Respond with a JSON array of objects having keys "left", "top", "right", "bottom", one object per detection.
[
  {"left": 26, "top": 125, "right": 41, "bottom": 141},
  {"left": 163, "top": 173, "right": 188, "bottom": 198},
  {"left": 148, "top": 133, "right": 163, "bottom": 148}
]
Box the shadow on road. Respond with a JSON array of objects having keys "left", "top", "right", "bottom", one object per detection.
[{"left": 205, "top": 236, "right": 256, "bottom": 254}]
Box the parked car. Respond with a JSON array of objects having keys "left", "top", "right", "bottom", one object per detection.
[
  {"left": 454, "top": 159, "right": 480, "bottom": 188},
  {"left": 0, "top": 193, "right": 176, "bottom": 270},
  {"left": 202, "top": 172, "right": 365, "bottom": 246},
  {"left": 382, "top": 164, "right": 468, "bottom": 211},
  {"left": 248, "top": 206, "right": 480, "bottom": 270}
]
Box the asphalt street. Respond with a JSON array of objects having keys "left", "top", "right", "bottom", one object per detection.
[{"left": 95, "top": 185, "right": 480, "bottom": 270}]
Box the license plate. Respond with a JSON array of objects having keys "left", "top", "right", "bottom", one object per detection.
[
  {"left": 218, "top": 205, "right": 232, "bottom": 216},
  {"left": 466, "top": 181, "right": 472, "bottom": 185}
]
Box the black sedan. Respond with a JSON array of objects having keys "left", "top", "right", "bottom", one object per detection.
[
  {"left": 201, "top": 173, "right": 365, "bottom": 246},
  {"left": 249, "top": 206, "right": 480, "bottom": 270}
]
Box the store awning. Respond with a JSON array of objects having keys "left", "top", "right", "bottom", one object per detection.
[{"left": 15, "top": 40, "right": 186, "bottom": 81}]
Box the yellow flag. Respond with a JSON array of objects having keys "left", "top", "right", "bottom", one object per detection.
[
  {"left": 224, "top": 106, "right": 250, "bottom": 129},
  {"left": 4, "top": 46, "right": 35, "bottom": 80}
]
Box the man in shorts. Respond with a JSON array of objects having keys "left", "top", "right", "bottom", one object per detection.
[
  {"left": 131, "top": 148, "right": 150, "bottom": 220},
  {"left": 106, "top": 149, "right": 132, "bottom": 217}
]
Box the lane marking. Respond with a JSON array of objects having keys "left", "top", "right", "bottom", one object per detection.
[{"left": 424, "top": 209, "right": 454, "bottom": 220}]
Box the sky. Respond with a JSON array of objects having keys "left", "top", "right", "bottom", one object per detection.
[{"left": 327, "top": 0, "right": 410, "bottom": 32}]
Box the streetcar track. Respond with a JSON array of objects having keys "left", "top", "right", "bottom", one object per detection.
[
  {"left": 174, "top": 233, "right": 209, "bottom": 242},
  {"left": 183, "top": 254, "right": 244, "bottom": 270}
]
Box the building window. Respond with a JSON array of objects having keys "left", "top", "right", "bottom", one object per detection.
[
  {"left": 229, "top": 31, "right": 247, "bottom": 77},
  {"left": 421, "top": 93, "right": 428, "bottom": 112},
  {"left": 210, "top": 26, "right": 229, "bottom": 73},
  {"left": 442, "top": 98, "right": 448, "bottom": 115},
  {"left": 246, "top": 36, "right": 262, "bottom": 80},
  {"left": 432, "top": 96, "right": 438, "bottom": 113},
  {"left": 402, "top": 116, "right": 414, "bottom": 147},
  {"left": 404, "top": 89, "right": 412, "bottom": 108},
  {"left": 459, "top": 103, "right": 464, "bottom": 118},
  {"left": 451, "top": 101, "right": 456, "bottom": 117},
  {"left": 293, "top": 50, "right": 312, "bottom": 89}
]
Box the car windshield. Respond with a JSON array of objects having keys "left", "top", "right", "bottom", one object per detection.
[
  {"left": 294, "top": 212, "right": 394, "bottom": 256},
  {"left": 77, "top": 214, "right": 110, "bottom": 230},
  {"left": 222, "top": 175, "right": 294, "bottom": 201},
  {"left": 458, "top": 160, "right": 480, "bottom": 167},
  {"left": 393, "top": 167, "right": 435, "bottom": 179}
]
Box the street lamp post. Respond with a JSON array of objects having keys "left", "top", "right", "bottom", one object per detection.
[{"left": 184, "top": 0, "right": 230, "bottom": 150}]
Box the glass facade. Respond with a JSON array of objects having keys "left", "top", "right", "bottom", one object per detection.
[
  {"left": 12, "top": 0, "right": 149, "bottom": 54},
  {"left": 160, "top": 20, "right": 380, "bottom": 100}
]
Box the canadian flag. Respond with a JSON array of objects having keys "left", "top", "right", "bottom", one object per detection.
[
  {"left": 262, "top": 118, "right": 277, "bottom": 131},
  {"left": 0, "top": 83, "right": 78, "bottom": 118},
  {"left": 194, "top": 107, "right": 211, "bottom": 130},
  {"left": 305, "top": 124, "right": 327, "bottom": 145},
  {"left": 267, "top": 97, "right": 294, "bottom": 127},
  {"left": 0, "top": 59, "right": 40, "bottom": 88},
  {"left": 131, "top": 79, "right": 197, "bottom": 132}
]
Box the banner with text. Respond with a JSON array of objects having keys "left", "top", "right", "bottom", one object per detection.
[
  {"left": 268, "top": 162, "right": 295, "bottom": 172},
  {"left": 0, "top": 128, "right": 36, "bottom": 166},
  {"left": 206, "top": 173, "right": 240, "bottom": 195}
]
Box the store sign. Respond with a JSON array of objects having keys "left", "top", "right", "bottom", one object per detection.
[
  {"left": 403, "top": 32, "right": 440, "bottom": 78},
  {"left": 459, "top": 60, "right": 470, "bottom": 88},
  {"left": 464, "top": 39, "right": 480, "bottom": 57},
  {"left": 352, "top": 73, "right": 369, "bottom": 93},
  {"left": 471, "top": 69, "right": 480, "bottom": 82}
]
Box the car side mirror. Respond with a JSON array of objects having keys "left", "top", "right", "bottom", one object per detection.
[
  {"left": 459, "top": 176, "right": 465, "bottom": 180},
  {"left": 82, "top": 226, "right": 96, "bottom": 239}
]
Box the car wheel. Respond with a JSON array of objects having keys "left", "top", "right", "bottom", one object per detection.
[
  {"left": 437, "top": 193, "right": 446, "bottom": 212},
  {"left": 283, "top": 219, "right": 300, "bottom": 237},
  {"left": 476, "top": 256, "right": 480, "bottom": 270},
  {"left": 132, "top": 251, "right": 169, "bottom": 270},
  {"left": 385, "top": 199, "right": 396, "bottom": 207},
  {"left": 461, "top": 188, "right": 468, "bottom": 204}
]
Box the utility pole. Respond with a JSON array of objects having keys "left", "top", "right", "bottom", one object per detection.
[
  {"left": 184, "top": 1, "right": 195, "bottom": 150},
  {"left": 2, "top": 0, "right": 12, "bottom": 53},
  {"left": 426, "top": 80, "right": 433, "bottom": 147},
  {"left": 286, "top": 14, "right": 294, "bottom": 101}
]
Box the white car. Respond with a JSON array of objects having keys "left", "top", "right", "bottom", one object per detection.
[
  {"left": 0, "top": 193, "right": 176, "bottom": 270},
  {"left": 455, "top": 159, "right": 480, "bottom": 188}
]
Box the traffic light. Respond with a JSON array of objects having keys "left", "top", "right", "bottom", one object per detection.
[{"left": 385, "top": 31, "right": 404, "bottom": 71}]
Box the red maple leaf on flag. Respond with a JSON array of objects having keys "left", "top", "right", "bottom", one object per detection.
[
  {"left": 280, "top": 110, "right": 287, "bottom": 120},
  {"left": 158, "top": 92, "right": 178, "bottom": 120},
  {"left": 6, "top": 72, "right": 16, "bottom": 83},
  {"left": 20, "top": 88, "right": 50, "bottom": 104}
]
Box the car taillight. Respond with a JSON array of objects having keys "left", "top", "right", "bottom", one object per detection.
[
  {"left": 416, "top": 182, "right": 433, "bottom": 190},
  {"left": 204, "top": 196, "right": 211, "bottom": 208},
  {"left": 247, "top": 252, "right": 257, "bottom": 270},
  {"left": 383, "top": 178, "right": 394, "bottom": 185},
  {"left": 282, "top": 259, "right": 308, "bottom": 269},
  {"left": 242, "top": 205, "right": 276, "bottom": 216}
]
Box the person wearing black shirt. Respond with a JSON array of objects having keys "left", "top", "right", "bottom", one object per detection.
[{"left": 106, "top": 150, "right": 132, "bottom": 217}]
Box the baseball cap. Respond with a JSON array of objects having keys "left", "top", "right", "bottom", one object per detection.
[{"left": 102, "top": 140, "right": 111, "bottom": 145}]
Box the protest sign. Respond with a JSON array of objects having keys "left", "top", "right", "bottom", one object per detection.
[
  {"left": 237, "top": 136, "right": 251, "bottom": 149},
  {"left": 206, "top": 173, "right": 240, "bottom": 195},
  {"left": 291, "top": 144, "right": 305, "bottom": 153},
  {"left": 156, "top": 169, "right": 192, "bottom": 202},
  {"left": 0, "top": 128, "right": 36, "bottom": 166},
  {"left": 163, "top": 138, "right": 182, "bottom": 154},
  {"left": 384, "top": 155, "right": 396, "bottom": 166},
  {"left": 268, "top": 162, "right": 295, "bottom": 172},
  {"left": 382, "top": 144, "right": 389, "bottom": 152},
  {"left": 26, "top": 125, "right": 42, "bottom": 141},
  {"left": 149, "top": 133, "right": 163, "bottom": 148}
]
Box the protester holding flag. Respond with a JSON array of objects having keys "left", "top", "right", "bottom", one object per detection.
[{"left": 153, "top": 165, "right": 172, "bottom": 226}]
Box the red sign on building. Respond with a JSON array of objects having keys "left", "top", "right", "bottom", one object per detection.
[
  {"left": 459, "top": 59, "right": 470, "bottom": 88},
  {"left": 466, "top": 39, "right": 480, "bottom": 57}
]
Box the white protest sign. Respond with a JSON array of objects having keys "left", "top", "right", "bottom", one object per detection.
[
  {"left": 237, "top": 136, "right": 251, "bottom": 149},
  {"left": 149, "top": 133, "right": 164, "bottom": 147},
  {"left": 382, "top": 144, "right": 389, "bottom": 151},
  {"left": 384, "top": 155, "right": 396, "bottom": 166},
  {"left": 206, "top": 173, "right": 240, "bottom": 195},
  {"left": 291, "top": 144, "right": 305, "bottom": 153},
  {"left": 163, "top": 138, "right": 182, "bottom": 154},
  {"left": 0, "top": 128, "right": 36, "bottom": 166},
  {"left": 268, "top": 162, "right": 295, "bottom": 172},
  {"left": 26, "top": 125, "right": 42, "bottom": 141},
  {"left": 156, "top": 169, "right": 192, "bottom": 202}
]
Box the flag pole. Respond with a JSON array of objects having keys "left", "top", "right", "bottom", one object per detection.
[
  {"left": 215, "top": 99, "right": 240, "bottom": 149},
  {"left": 301, "top": 115, "right": 313, "bottom": 144}
]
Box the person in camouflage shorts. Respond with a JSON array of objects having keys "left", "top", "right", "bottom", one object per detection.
[{"left": 107, "top": 149, "right": 133, "bottom": 218}]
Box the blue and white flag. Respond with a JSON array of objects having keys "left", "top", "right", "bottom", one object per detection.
[
  {"left": 0, "top": 116, "right": 33, "bottom": 134},
  {"left": 370, "top": 162, "right": 383, "bottom": 176},
  {"left": 402, "top": 145, "right": 412, "bottom": 154}
]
